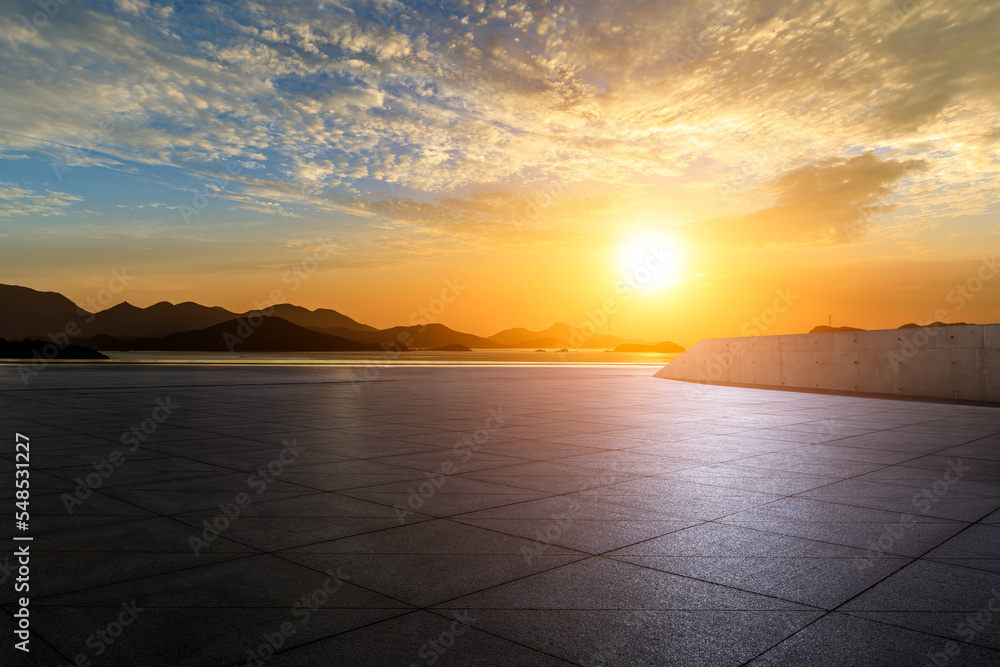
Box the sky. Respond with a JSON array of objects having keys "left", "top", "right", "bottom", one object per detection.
[{"left": 0, "top": 0, "right": 998, "bottom": 344}]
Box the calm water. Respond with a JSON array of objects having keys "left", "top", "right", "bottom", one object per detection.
[{"left": 100, "top": 349, "right": 680, "bottom": 366}]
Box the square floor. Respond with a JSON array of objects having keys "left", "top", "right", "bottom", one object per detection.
[{"left": 2, "top": 364, "right": 999, "bottom": 666}]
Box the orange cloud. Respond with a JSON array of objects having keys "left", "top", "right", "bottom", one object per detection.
[{"left": 694, "top": 151, "right": 927, "bottom": 247}]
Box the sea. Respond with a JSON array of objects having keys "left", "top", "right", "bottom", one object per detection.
[{"left": 95, "top": 349, "right": 681, "bottom": 366}]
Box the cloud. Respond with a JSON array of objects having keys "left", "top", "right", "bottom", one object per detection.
[
  {"left": 0, "top": 182, "right": 83, "bottom": 217},
  {"left": 694, "top": 152, "right": 928, "bottom": 247},
  {"left": 234, "top": 203, "right": 303, "bottom": 218},
  {"left": 114, "top": 0, "right": 150, "bottom": 15},
  {"left": 0, "top": 0, "right": 995, "bottom": 246}
]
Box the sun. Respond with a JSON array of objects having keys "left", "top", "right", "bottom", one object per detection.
[{"left": 618, "top": 232, "right": 684, "bottom": 293}]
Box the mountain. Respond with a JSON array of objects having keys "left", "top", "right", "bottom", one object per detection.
[
  {"left": 0, "top": 284, "right": 94, "bottom": 339},
  {"left": 90, "top": 301, "right": 375, "bottom": 338},
  {"left": 809, "top": 325, "right": 865, "bottom": 334},
  {"left": 614, "top": 341, "right": 686, "bottom": 353},
  {"left": 491, "top": 327, "right": 551, "bottom": 346},
  {"left": 898, "top": 321, "right": 973, "bottom": 328},
  {"left": 253, "top": 304, "right": 376, "bottom": 333},
  {"left": 0, "top": 283, "right": 376, "bottom": 339},
  {"left": 81, "top": 317, "right": 390, "bottom": 352},
  {"left": 89, "top": 301, "right": 235, "bottom": 338},
  {"left": 491, "top": 323, "right": 576, "bottom": 346},
  {"left": 808, "top": 323, "right": 978, "bottom": 334},
  {"left": 313, "top": 323, "right": 501, "bottom": 349},
  {"left": 489, "top": 323, "right": 626, "bottom": 348},
  {"left": 3, "top": 282, "right": 651, "bottom": 352}
]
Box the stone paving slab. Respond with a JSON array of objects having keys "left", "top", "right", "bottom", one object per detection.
[{"left": 1, "top": 364, "right": 999, "bottom": 665}]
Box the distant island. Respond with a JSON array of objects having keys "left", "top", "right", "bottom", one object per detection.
[
  {"left": 898, "top": 321, "right": 973, "bottom": 328},
  {"left": 429, "top": 344, "right": 471, "bottom": 351},
  {"left": 809, "top": 322, "right": 975, "bottom": 334},
  {"left": 808, "top": 325, "right": 865, "bottom": 334},
  {"left": 0, "top": 338, "right": 108, "bottom": 360},
  {"left": 490, "top": 323, "right": 626, "bottom": 349}
]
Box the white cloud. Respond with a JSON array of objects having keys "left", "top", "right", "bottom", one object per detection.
[
  {"left": 114, "top": 0, "right": 150, "bottom": 15},
  {"left": 0, "top": 182, "right": 83, "bottom": 217},
  {"left": 0, "top": 0, "right": 995, "bottom": 244}
]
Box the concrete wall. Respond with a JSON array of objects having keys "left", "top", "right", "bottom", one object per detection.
[{"left": 655, "top": 324, "right": 1000, "bottom": 402}]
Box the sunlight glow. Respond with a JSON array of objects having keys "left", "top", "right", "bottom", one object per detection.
[{"left": 618, "top": 232, "right": 685, "bottom": 293}]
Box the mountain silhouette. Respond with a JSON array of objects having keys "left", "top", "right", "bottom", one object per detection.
[
  {"left": 489, "top": 322, "right": 626, "bottom": 348},
  {"left": 898, "top": 321, "right": 973, "bottom": 328},
  {"left": 89, "top": 301, "right": 375, "bottom": 338},
  {"left": 2, "top": 282, "right": 662, "bottom": 352},
  {"left": 312, "top": 322, "right": 501, "bottom": 349},
  {"left": 491, "top": 323, "right": 577, "bottom": 346},
  {"left": 808, "top": 325, "right": 865, "bottom": 333},
  {"left": 89, "top": 300, "right": 235, "bottom": 338},
  {"left": 0, "top": 284, "right": 93, "bottom": 339},
  {"left": 80, "top": 317, "right": 392, "bottom": 352},
  {"left": 0, "top": 283, "right": 374, "bottom": 339},
  {"left": 257, "top": 304, "right": 376, "bottom": 333}
]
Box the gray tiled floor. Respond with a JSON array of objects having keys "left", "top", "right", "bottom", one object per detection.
[{"left": 1, "top": 364, "right": 1000, "bottom": 665}]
